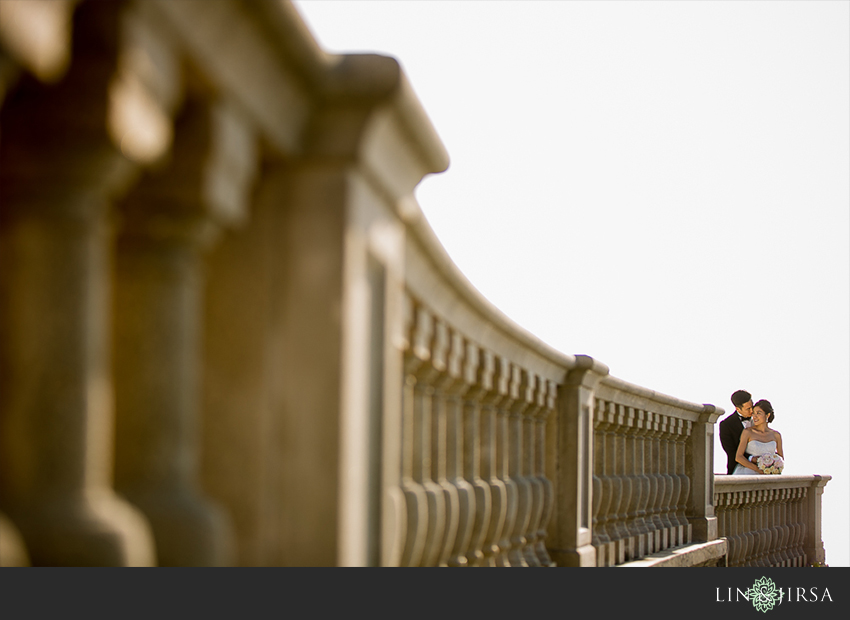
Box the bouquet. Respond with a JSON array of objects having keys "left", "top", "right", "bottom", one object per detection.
[{"left": 756, "top": 453, "right": 784, "bottom": 475}]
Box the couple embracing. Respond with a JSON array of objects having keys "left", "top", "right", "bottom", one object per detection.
[{"left": 719, "top": 389, "right": 784, "bottom": 475}]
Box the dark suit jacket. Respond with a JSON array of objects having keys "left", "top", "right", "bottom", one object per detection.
[{"left": 719, "top": 412, "right": 751, "bottom": 474}]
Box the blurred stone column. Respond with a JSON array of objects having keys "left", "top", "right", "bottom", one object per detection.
[
  {"left": 0, "top": 511, "right": 30, "bottom": 567},
  {"left": 113, "top": 97, "right": 256, "bottom": 566},
  {"left": 0, "top": 0, "right": 176, "bottom": 566},
  {"left": 549, "top": 355, "right": 608, "bottom": 567}
]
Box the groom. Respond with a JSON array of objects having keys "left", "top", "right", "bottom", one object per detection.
[{"left": 719, "top": 389, "right": 755, "bottom": 474}]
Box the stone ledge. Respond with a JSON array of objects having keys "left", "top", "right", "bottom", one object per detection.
[{"left": 616, "top": 539, "right": 728, "bottom": 568}]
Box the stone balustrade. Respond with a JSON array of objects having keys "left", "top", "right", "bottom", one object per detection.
[
  {"left": 714, "top": 475, "right": 831, "bottom": 567},
  {"left": 0, "top": 0, "right": 833, "bottom": 567},
  {"left": 589, "top": 377, "right": 721, "bottom": 566}
]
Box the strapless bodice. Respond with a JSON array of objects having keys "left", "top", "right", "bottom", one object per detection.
[{"left": 745, "top": 440, "right": 777, "bottom": 456}]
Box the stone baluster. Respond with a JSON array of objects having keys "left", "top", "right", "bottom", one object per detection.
[
  {"left": 656, "top": 416, "right": 676, "bottom": 550},
  {"left": 797, "top": 488, "right": 811, "bottom": 566},
  {"left": 758, "top": 491, "right": 771, "bottom": 566},
  {"left": 506, "top": 368, "right": 534, "bottom": 567},
  {"left": 767, "top": 489, "right": 782, "bottom": 566},
  {"left": 763, "top": 491, "right": 776, "bottom": 566},
  {"left": 519, "top": 374, "right": 544, "bottom": 567},
  {"left": 0, "top": 0, "right": 181, "bottom": 566},
  {"left": 641, "top": 412, "right": 661, "bottom": 553},
  {"left": 430, "top": 320, "right": 461, "bottom": 567},
  {"left": 617, "top": 405, "right": 640, "bottom": 561},
  {"left": 784, "top": 488, "right": 797, "bottom": 565},
  {"left": 590, "top": 400, "right": 610, "bottom": 564},
  {"left": 494, "top": 361, "right": 519, "bottom": 566},
  {"left": 461, "top": 343, "right": 491, "bottom": 566},
  {"left": 599, "top": 404, "right": 620, "bottom": 563},
  {"left": 787, "top": 490, "right": 799, "bottom": 566},
  {"left": 628, "top": 409, "right": 647, "bottom": 558},
  {"left": 777, "top": 488, "right": 792, "bottom": 565},
  {"left": 772, "top": 489, "right": 785, "bottom": 566},
  {"left": 443, "top": 332, "right": 476, "bottom": 567},
  {"left": 726, "top": 492, "right": 742, "bottom": 566},
  {"left": 666, "top": 420, "right": 683, "bottom": 546},
  {"left": 478, "top": 353, "right": 509, "bottom": 566},
  {"left": 652, "top": 414, "right": 670, "bottom": 551},
  {"left": 738, "top": 492, "right": 751, "bottom": 566},
  {"left": 673, "top": 419, "right": 692, "bottom": 545},
  {"left": 768, "top": 491, "right": 780, "bottom": 565},
  {"left": 732, "top": 494, "right": 744, "bottom": 565},
  {"left": 734, "top": 491, "right": 747, "bottom": 565},
  {"left": 748, "top": 489, "right": 764, "bottom": 566},
  {"left": 756, "top": 490, "right": 771, "bottom": 566},
  {"left": 113, "top": 93, "right": 259, "bottom": 565},
  {"left": 714, "top": 494, "right": 729, "bottom": 563},
  {"left": 408, "top": 307, "right": 447, "bottom": 566},
  {"left": 733, "top": 494, "right": 746, "bottom": 566},
  {"left": 623, "top": 407, "right": 647, "bottom": 560},
  {"left": 715, "top": 493, "right": 730, "bottom": 563},
  {"left": 792, "top": 488, "right": 805, "bottom": 565},
  {"left": 741, "top": 491, "right": 754, "bottom": 565},
  {"left": 661, "top": 416, "right": 680, "bottom": 548},
  {"left": 756, "top": 491, "right": 767, "bottom": 565},
  {"left": 748, "top": 490, "right": 764, "bottom": 566},
  {"left": 531, "top": 379, "right": 557, "bottom": 567},
  {"left": 398, "top": 296, "right": 428, "bottom": 566},
  {"left": 609, "top": 405, "right": 632, "bottom": 563}
]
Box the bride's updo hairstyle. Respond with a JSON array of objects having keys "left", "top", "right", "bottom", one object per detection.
[{"left": 754, "top": 399, "right": 775, "bottom": 423}]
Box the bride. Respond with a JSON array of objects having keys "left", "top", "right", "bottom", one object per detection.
[{"left": 733, "top": 399, "right": 783, "bottom": 475}]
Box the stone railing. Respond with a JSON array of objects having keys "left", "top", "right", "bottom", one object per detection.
[
  {"left": 714, "top": 475, "right": 831, "bottom": 567},
  {"left": 393, "top": 205, "right": 584, "bottom": 566},
  {"left": 588, "top": 377, "right": 721, "bottom": 566},
  {"left": 0, "top": 0, "right": 831, "bottom": 567}
]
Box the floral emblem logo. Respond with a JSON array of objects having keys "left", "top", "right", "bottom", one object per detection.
[{"left": 745, "top": 577, "right": 784, "bottom": 612}]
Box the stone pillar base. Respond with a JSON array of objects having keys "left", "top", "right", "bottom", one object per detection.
[
  {"left": 548, "top": 544, "right": 596, "bottom": 567},
  {"left": 689, "top": 515, "right": 718, "bottom": 543}
]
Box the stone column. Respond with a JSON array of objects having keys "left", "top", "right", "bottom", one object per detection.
[
  {"left": 549, "top": 355, "right": 608, "bottom": 567},
  {"left": 0, "top": 1, "right": 176, "bottom": 566},
  {"left": 687, "top": 405, "right": 722, "bottom": 542},
  {"left": 113, "top": 97, "right": 256, "bottom": 566},
  {"left": 0, "top": 511, "right": 30, "bottom": 567},
  {"left": 260, "top": 54, "right": 447, "bottom": 565}
]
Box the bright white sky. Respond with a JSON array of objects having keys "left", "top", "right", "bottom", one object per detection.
[{"left": 292, "top": 0, "right": 850, "bottom": 567}]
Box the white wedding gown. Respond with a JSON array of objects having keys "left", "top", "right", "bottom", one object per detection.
[{"left": 732, "top": 440, "right": 777, "bottom": 475}]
